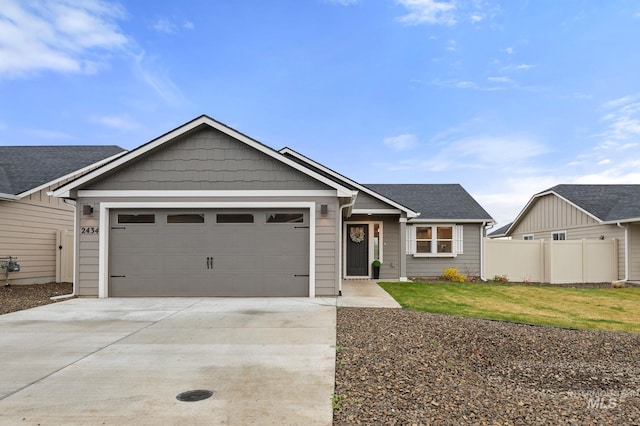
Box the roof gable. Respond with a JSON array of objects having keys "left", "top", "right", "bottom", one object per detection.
[
  {"left": 279, "top": 147, "right": 418, "bottom": 217},
  {"left": 0, "top": 145, "right": 125, "bottom": 198},
  {"left": 549, "top": 184, "right": 640, "bottom": 222},
  {"left": 53, "top": 115, "right": 353, "bottom": 198},
  {"left": 365, "top": 184, "right": 494, "bottom": 222}
]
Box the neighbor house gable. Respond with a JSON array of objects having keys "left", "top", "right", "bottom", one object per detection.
[{"left": 53, "top": 116, "right": 353, "bottom": 198}]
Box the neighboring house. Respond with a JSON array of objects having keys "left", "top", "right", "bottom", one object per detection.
[
  {"left": 0, "top": 146, "right": 126, "bottom": 284},
  {"left": 488, "top": 184, "right": 640, "bottom": 281},
  {"left": 52, "top": 115, "right": 493, "bottom": 298}
]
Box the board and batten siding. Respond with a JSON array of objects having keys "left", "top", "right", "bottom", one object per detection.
[
  {"left": 0, "top": 185, "right": 74, "bottom": 284},
  {"left": 406, "top": 223, "right": 482, "bottom": 278},
  {"left": 75, "top": 196, "right": 340, "bottom": 297},
  {"left": 510, "top": 194, "right": 626, "bottom": 280},
  {"left": 90, "top": 127, "right": 329, "bottom": 192},
  {"left": 628, "top": 224, "right": 640, "bottom": 281}
]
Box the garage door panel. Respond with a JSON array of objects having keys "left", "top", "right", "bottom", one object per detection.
[{"left": 109, "top": 208, "right": 309, "bottom": 297}]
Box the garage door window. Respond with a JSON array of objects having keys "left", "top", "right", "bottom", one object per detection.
[
  {"left": 167, "top": 214, "right": 205, "bottom": 224},
  {"left": 118, "top": 214, "right": 155, "bottom": 224},
  {"left": 216, "top": 213, "right": 254, "bottom": 224},
  {"left": 266, "top": 213, "right": 304, "bottom": 223}
]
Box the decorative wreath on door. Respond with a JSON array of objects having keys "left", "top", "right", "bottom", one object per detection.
[{"left": 350, "top": 226, "right": 365, "bottom": 243}]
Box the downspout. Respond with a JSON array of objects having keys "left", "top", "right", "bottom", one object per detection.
[
  {"left": 480, "top": 221, "right": 490, "bottom": 281},
  {"left": 51, "top": 198, "right": 77, "bottom": 300},
  {"left": 337, "top": 193, "right": 358, "bottom": 296},
  {"left": 614, "top": 222, "right": 629, "bottom": 283}
]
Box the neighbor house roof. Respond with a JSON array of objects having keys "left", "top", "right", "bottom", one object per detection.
[
  {"left": 490, "top": 184, "right": 640, "bottom": 238},
  {"left": 547, "top": 184, "right": 640, "bottom": 222},
  {"left": 364, "top": 184, "right": 494, "bottom": 222},
  {"left": 0, "top": 146, "right": 125, "bottom": 199}
]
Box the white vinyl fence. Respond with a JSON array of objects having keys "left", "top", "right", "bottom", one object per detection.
[{"left": 483, "top": 238, "right": 618, "bottom": 284}]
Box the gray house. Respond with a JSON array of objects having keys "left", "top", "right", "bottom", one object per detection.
[
  {"left": 0, "top": 146, "right": 125, "bottom": 284},
  {"left": 52, "top": 115, "right": 493, "bottom": 297},
  {"left": 489, "top": 184, "right": 640, "bottom": 282}
]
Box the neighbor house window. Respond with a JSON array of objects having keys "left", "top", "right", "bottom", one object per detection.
[
  {"left": 407, "top": 224, "right": 463, "bottom": 256},
  {"left": 552, "top": 231, "right": 566, "bottom": 241},
  {"left": 523, "top": 234, "right": 534, "bottom": 240}
]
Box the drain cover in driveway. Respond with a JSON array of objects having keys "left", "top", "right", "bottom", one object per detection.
[{"left": 176, "top": 390, "right": 213, "bottom": 402}]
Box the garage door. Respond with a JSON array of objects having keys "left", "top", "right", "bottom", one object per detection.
[{"left": 108, "top": 209, "right": 310, "bottom": 297}]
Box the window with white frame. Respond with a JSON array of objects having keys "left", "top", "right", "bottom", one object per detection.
[
  {"left": 552, "top": 231, "right": 566, "bottom": 240},
  {"left": 407, "top": 224, "right": 463, "bottom": 256},
  {"left": 523, "top": 234, "right": 534, "bottom": 240}
]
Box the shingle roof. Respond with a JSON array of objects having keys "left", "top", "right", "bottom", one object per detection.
[
  {"left": 544, "top": 184, "right": 640, "bottom": 222},
  {"left": 487, "top": 222, "right": 512, "bottom": 237},
  {"left": 364, "top": 184, "right": 493, "bottom": 221},
  {"left": 0, "top": 146, "right": 125, "bottom": 196}
]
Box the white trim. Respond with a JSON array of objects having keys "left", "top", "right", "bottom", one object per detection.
[
  {"left": 0, "top": 193, "right": 20, "bottom": 201},
  {"left": 53, "top": 116, "right": 353, "bottom": 198},
  {"left": 279, "top": 147, "right": 419, "bottom": 218},
  {"left": 409, "top": 223, "right": 461, "bottom": 257},
  {"left": 351, "top": 209, "right": 401, "bottom": 215},
  {"left": 79, "top": 190, "right": 338, "bottom": 198},
  {"left": 408, "top": 218, "right": 492, "bottom": 224},
  {"left": 98, "top": 201, "right": 316, "bottom": 298}
]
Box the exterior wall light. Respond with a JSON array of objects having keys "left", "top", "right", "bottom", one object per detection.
[{"left": 82, "top": 205, "right": 94, "bottom": 216}]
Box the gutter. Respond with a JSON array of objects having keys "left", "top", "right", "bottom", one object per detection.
[
  {"left": 614, "top": 222, "right": 629, "bottom": 283},
  {"left": 337, "top": 192, "right": 358, "bottom": 296},
  {"left": 51, "top": 198, "right": 77, "bottom": 300}
]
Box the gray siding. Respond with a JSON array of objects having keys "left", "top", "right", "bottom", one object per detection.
[
  {"left": 90, "top": 128, "right": 330, "bottom": 191},
  {"left": 406, "top": 223, "right": 482, "bottom": 278},
  {"left": 628, "top": 224, "right": 640, "bottom": 281},
  {"left": 510, "top": 194, "right": 626, "bottom": 280},
  {"left": 76, "top": 196, "right": 340, "bottom": 297},
  {"left": 0, "top": 185, "right": 74, "bottom": 284},
  {"left": 353, "top": 192, "right": 395, "bottom": 210}
]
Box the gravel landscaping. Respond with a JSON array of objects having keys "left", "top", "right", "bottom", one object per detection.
[
  {"left": 0, "top": 282, "right": 73, "bottom": 315},
  {"left": 334, "top": 308, "right": 640, "bottom": 425}
]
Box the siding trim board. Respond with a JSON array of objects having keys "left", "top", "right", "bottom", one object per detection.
[
  {"left": 79, "top": 190, "right": 339, "bottom": 198},
  {"left": 98, "top": 201, "right": 316, "bottom": 298}
]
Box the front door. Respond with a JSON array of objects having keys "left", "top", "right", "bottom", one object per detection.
[{"left": 346, "top": 224, "right": 369, "bottom": 276}]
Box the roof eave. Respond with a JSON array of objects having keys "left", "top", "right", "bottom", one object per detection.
[
  {"left": 0, "top": 193, "right": 20, "bottom": 201},
  {"left": 279, "top": 147, "right": 419, "bottom": 217},
  {"left": 408, "top": 218, "right": 495, "bottom": 224}
]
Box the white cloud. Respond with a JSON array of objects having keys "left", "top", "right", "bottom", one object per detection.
[
  {"left": 25, "top": 128, "right": 73, "bottom": 139},
  {"left": 396, "top": 0, "right": 457, "bottom": 25},
  {"left": 503, "top": 47, "right": 514, "bottom": 54},
  {"left": 324, "top": 0, "right": 361, "bottom": 5},
  {"left": 598, "top": 95, "right": 640, "bottom": 145},
  {"left": 152, "top": 19, "right": 177, "bottom": 34},
  {"left": 0, "top": 0, "right": 128, "bottom": 78},
  {"left": 132, "top": 52, "right": 188, "bottom": 106},
  {"left": 183, "top": 21, "right": 194, "bottom": 30},
  {"left": 383, "top": 134, "right": 418, "bottom": 151},
  {"left": 91, "top": 115, "right": 139, "bottom": 130}
]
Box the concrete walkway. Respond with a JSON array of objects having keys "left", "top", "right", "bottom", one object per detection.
[
  {"left": 0, "top": 297, "right": 337, "bottom": 425},
  {"left": 337, "top": 280, "right": 402, "bottom": 308}
]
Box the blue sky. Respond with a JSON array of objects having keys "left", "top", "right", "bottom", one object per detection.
[{"left": 2, "top": 0, "right": 640, "bottom": 226}]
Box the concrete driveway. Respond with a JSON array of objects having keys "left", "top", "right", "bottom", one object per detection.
[{"left": 0, "top": 297, "right": 337, "bottom": 425}]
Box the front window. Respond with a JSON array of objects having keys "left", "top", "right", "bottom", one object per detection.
[{"left": 415, "top": 226, "right": 453, "bottom": 254}]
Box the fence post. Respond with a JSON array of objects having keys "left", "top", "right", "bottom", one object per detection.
[
  {"left": 540, "top": 239, "right": 546, "bottom": 283},
  {"left": 582, "top": 239, "right": 587, "bottom": 284},
  {"left": 613, "top": 238, "right": 618, "bottom": 281}
]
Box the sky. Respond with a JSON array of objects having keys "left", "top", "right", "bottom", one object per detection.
[{"left": 2, "top": 0, "right": 640, "bottom": 227}]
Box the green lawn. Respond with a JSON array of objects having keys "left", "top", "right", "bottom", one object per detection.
[{"left": 378, "top": 281, "right": 640, "bottom": 333}]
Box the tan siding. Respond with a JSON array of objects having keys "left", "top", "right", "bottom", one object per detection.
[
  {"left": 0, "top": 188, "right": 73, "bottom": 284},
  {"left": 512, "top": 194, "right": 598, "bottom": 235}
]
